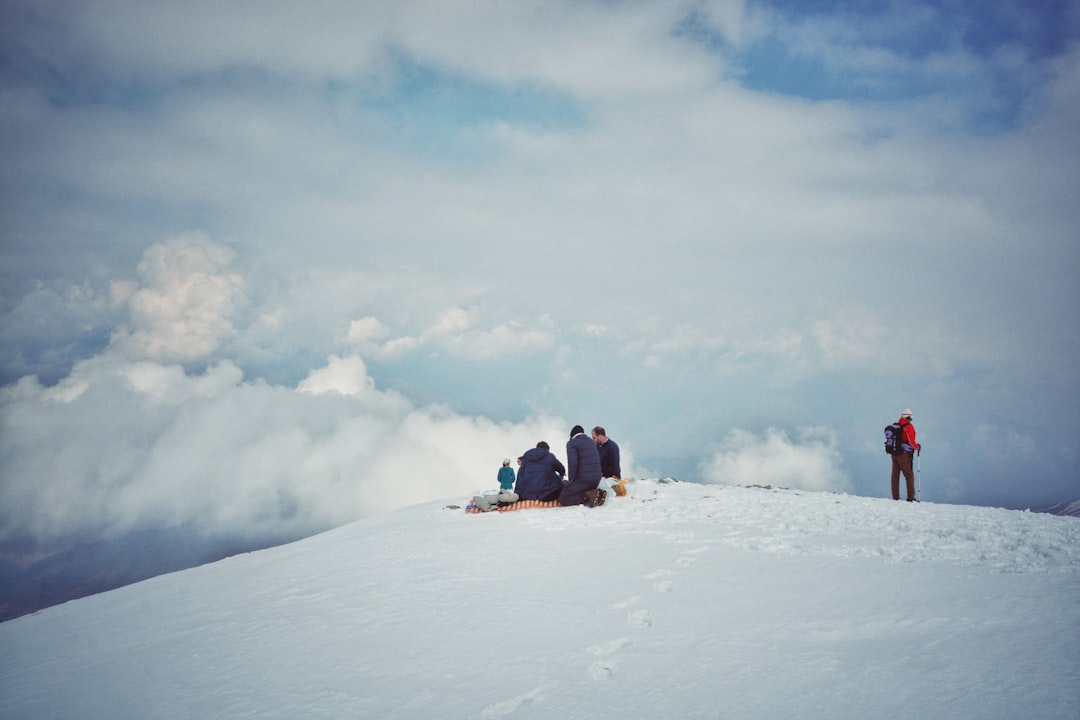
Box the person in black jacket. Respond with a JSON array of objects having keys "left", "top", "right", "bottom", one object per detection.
[
  {"left": 560, "top": 425, "right": 603, "bottom": 506},
  {"left": 513, "top": 441, "right": 566, "bottom": 501}
]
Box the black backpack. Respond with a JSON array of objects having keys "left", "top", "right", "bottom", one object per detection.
[{"left": 883, "top": 424, "right": 903, "bottom": 455}]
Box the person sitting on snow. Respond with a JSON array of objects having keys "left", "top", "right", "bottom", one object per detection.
[
  {"left": 592, "top": 425, "right": 628, "bottom": 496},
  {"left": 514, "top": 441, "right": 566, "bottom": 502}
]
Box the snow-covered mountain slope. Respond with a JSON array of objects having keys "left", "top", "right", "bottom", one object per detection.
[
  {"left": 1040, "top": 498, "right": 1080, "bottom": 518},
  {"left": 2, "top": 480, "right": 1078, "bottom": 720}
]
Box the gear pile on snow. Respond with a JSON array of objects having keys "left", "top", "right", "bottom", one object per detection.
[{"left": 466, "top": 480, "right": 628, "bottom": 513}]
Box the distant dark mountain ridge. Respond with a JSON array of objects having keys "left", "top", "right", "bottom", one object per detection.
[
  {"left": 0, "top": 526, "right": 305, "bottom": 622},
  {"left": 1036, "top": 499, "right": 1080, "bottom": 518}
]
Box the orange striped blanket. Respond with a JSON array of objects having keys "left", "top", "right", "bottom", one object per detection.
[{"left": 465, "top": 499, "right": 561, "bottom": 514}]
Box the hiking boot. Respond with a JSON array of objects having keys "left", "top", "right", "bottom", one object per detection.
[{"left": 595, "top": 488, "right": 607, "bottom": 506}]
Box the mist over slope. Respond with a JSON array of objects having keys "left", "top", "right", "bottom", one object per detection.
[{"left": 2, "top": 480, "right": 1077, "bottom": 720}]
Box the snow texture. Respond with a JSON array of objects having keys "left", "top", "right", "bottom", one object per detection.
[{"left": 1, "top": 480, "right": 1078, "bottom": 720}]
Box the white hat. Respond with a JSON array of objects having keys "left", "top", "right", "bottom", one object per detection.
[
  {"left": 503, "top": 458, "right": 511, "bottom": 464},
  {"left": 901, "top": 409, "right": 913, "bottom": 418}
]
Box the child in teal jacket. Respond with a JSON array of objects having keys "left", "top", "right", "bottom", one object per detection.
[{"left": 498, "top": 458, "right": 516, "bottom": 492}]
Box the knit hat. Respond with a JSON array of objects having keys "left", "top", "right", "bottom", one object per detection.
[
  {"left": 502, "top": 458, "right": 511, "bottom": 465},
  {"left": 901, "top": 409, "right": 913, "bottom": 418}
]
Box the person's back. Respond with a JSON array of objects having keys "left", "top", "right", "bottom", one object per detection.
[
  {"left": 514, "top": 443, "right": 565, "bottom": 501},
  {"left": 561, "top": 425, "right": 603, "bottom": 506},
  {"left": 889, "top": 409, "right": 921, "bottom": 501}
]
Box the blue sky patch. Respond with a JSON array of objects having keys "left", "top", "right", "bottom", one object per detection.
[
  {"left": 687, "top": 0, "right": 1080, "bottom": 132},
  {"left": 358, "top": 55, "right": 587, "bottom": 160}
]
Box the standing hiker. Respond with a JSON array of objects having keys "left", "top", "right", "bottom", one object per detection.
[
  {"left": 498, "top": 458, "right": 516, "bottom": 493},
  {"left": 889, "top": 409, "right": 921, "bottom": 502}
]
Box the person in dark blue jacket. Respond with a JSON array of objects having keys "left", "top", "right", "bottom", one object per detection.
[
  {"left": 592, "top": 426, "right": 621, "bottom": 479},
  {"left": 560, "top": 425, "right": 603, "bottom": 506},
  {"left": 513, "top": 441, "right": 566, "bottom": 501}
]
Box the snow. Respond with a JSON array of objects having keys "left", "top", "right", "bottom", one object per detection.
[{"left": 1, "top": 480, "right": 1078, "bottom": 720}]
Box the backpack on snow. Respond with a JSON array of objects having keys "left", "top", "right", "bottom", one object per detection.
[{"left": 883, "top": 424, "right": 904, "bottom": 455}]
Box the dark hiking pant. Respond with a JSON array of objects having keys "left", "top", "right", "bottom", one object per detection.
[
  {"left": 891, "top": 452, "right": 916, "bottom": 500},
  {"left": 559, "top": 479, "right": 600, "bottom": 506}
]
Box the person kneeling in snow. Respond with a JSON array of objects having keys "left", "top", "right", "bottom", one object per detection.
[{"left": 560, "top": 425, "right": 604, "bottom": 506}]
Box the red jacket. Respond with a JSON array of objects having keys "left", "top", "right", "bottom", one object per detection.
[{"left": 898, "top": 417, "right": 920, "bottom": 452}]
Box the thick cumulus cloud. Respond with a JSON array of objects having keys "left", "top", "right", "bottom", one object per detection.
[
  {"left": 700, "top": 427, "right": 850, "bottom": 493},
  {"left": 110, "top": 233, "right": 245, "bottom": 363},
  {"left": 0, "top": 346, "right": 569, "bottom": 563},
  {"left": 0, "top": 236, "right": 575, "bottom": 564}
]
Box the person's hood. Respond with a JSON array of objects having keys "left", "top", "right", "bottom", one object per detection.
[{"left": 522, "top": 447, "right": 550, "bottom": 462}]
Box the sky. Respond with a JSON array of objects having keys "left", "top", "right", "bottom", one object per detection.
[
  {"left": 2, "top": 482, "right": 1078, "bottom": 718},
  {"left": 1, "top": 0, "right": 1079, "bottom": 566}
]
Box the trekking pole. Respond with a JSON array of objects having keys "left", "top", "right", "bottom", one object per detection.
[{"left": 916, "top": 449, "right": 921, "bottom": 501}]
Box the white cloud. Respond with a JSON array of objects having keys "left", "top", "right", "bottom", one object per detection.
[
  {"left": 110, "top": 234, "right": 246, "bottom": 364},
  {"left": 810, "top": 308, "right": 886, "bottom": 368},
  {"left": 123, "top": 360, "right": 244, "bottom": 405},
  {"left": 622, "top": 324, "right": 729, "bottom": 368},
  {"left": 700, "top": 427, "right": 850, "bottom": 493},
  {"left": 971, "top": 423, "right": 1037, "bottom": 460},
  {"left": 353, "top": 307, "right": 556, "bottom": 362},
  {"left": 0, "top": 238, "right": 580, "bottom": 562},
  {"left": 297, "top": 354, "right": 378, "bottom": 400},
  {"left": 345, "top": 316, "right": 390, "bottom": 346},
  {"left": 437, "top": 321, "right": 555, "bottom": 361},
  {"left": 0, "top": 344, "right": 569, "bottom": 562}
]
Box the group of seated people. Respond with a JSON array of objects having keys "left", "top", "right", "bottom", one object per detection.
[{"left": 509, "top": 425, "right": 622, "bottom": 507}]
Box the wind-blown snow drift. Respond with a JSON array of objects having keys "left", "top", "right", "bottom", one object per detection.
[{"left": 1, "top": 480, "right": 1077, "bottom": 720}]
